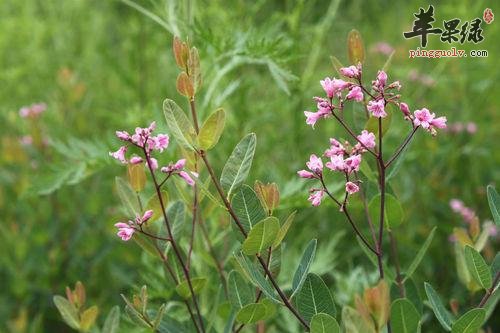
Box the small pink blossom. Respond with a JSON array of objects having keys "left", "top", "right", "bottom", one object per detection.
[
  {"left": 320, "top": 77, "right": 350, "bottom": 98},
  {"left": 325, "top": 154, "right": 345, "bottom": 171},
  {"left": 357, "top": 130, "right": 376, "bottom": 149},
  {"left": 371, "top": 42, "right": 394, "bottom": 56},
  {"left": 413, "top": 108, "right": 434, "bottom": 129},
  {"left": 116, "top": 131, "right": 130, "bottom": 141},
  {"left": 179, "top": 171, "right": 196, "bottom": 186},
  {"left": 148, "top": 157, "right": 158, "bottom": 170},
  {"left": 376, "top": 71, "right": 387, "bottom": 87},
  {"left": 154, "top": 134, "right": 170, "bottom": 152},
  {"left": 449, "top": 199, "right": 464, "bottom": 212},
  {"left": 308, "top": 190, "right": 325, "bottom": 206},
  {"left": 109, "top": 146, "right": 128, "bottom": 164},
  {"left": 430, "top": 116, "right": 447, "bottom": 129},
  {"left": 129, "top": 156, "right": 143, "bottom": 164},
  {"left": 340, "top": 65, "right": 360, "bottom": 78},
  {"left": 466, "top": 122, "right": 477, "bottom": 134},
  {"left": 161, "top": 159, "right": 186, "bottom": 173},
  {"left": 399, "top": 102, "right": 411, "bottom": 118},
  {"left": 140, "top": 210, "right": 154, "bottom": 223},
  {"left": 19, "top": 107, "right": 31, "bottom": 118},
  {"left": 298, "top": 170, "right": 315, "bottom": 178},
  {"left": 304, "top": 111, "right": 323, "bottom": 127},
  {"left": 324, "top": 138, "right": 345, "bottom": 157},
  {"left": 345, "top": 181, "right": 360, "bottom": 194},
  {"left": 19, "top": 103, "right": 47, "bottom": 118},
  {"left": 346, "top": 86, "right": 364, "bottom": 102},
  {"left": 367, "top": 99, "right": 387, "bottom": 118},
  {"left": 306, "top": 154, "right": 323, "bottom": 173},
  {"left": 344, "top": 154, "right": 361, "bottom": 173},
  {"left": 114, "top": 222, "right": 135, "bottom": 241}
]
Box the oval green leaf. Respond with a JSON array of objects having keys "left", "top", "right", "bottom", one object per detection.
[
  {"left": 242, "top": 217, "right": 279, "bottom": 255},
  {"left": 451, "top": 308, "right": 485, "bottom": 333},
  {"left": 220, "top": 133, "right": 256, "bottom": 198},
  {"left": 273, "top": 211, "right": 296, "bottom": 249},
  {"left": 487, "top": 185, "right": 500, "bottom": 226},
  {"left": 53, "top": 296, "right": 80, "bottom": 330},
  {"left": 295, "top": 273, "right": 336, "bottom": 323},
  {"left": 390, "top": 298, "right": 420, "bottom": 333},
  {"left": 404, "top": 227, "right": 436, "bottom": 281},
  {"left": 231, "top": 185, "right": 266, "bottom": 234},
  {"left": 228, "top": 271, "right": 253, "bottom": 309},
  {"left": 175, "top": 277, "right": 207, "bottom": 299},
  {"left": 235, "top": 303, "right": 267, "bottom": 324},
  {"left": 310, "top": 313, "right": 340, "bottom": 333},
  {"left": 464, "top": 245, "right": 492, "bottom": 289},
  {"left": 102, "top": 306, "right": 121, "bottom": 333},
  {"left": 424, "top": 282, "right": 453, "bottom": 331},
  {"left": 163, "top": 99, "right": 197, "bottom": 150},
  {"left": 198, "top": 108, "right": 225, "bottom": 150},
  {"left": 291, "top": 239, "right": 317, "bottom": 297}
]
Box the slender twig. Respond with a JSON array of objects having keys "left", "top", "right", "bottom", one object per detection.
[
  {"left": 478, "top": 272, "right": 500, "bottom": 307},
  {"left": 136, "top": 226, "right": 171, "bottom": 242},
  {"left": 354, "top": 171, "right": 378, "bottom": 246},
  {"left": 143, "top": 148, "right": 206, "bottom": 333},
  {"left": 330, "top": 111, "right": 378, "bottom": 157},
  {"left": 385, "top": 127, "right": 418, "bottom": 168},
  {"left": 376, "top": 117, "right": 385, "bottom": 280}
]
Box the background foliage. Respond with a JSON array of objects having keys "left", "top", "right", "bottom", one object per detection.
[{"left": 0, "top": 0, "right": 498, "bottom": 332}]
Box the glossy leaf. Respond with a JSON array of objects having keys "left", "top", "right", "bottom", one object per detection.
[
  {"left": 464, "top": 245, "right": 492, "bottom": 289},
  {"left": 220, "top": 133, "right": 256, "bottom": 198},
  {"left": 310, "top": 313, "right": 339, "bottom": 333},
  {"left": 80, "top": 305, "right": 98, "bottom": 331},
  {"left": 53, "top": 296, "right": 80, "bottom": 330},
  {"left": 242, "top": 217, "right": 280, "bottom": 255},
  {"left": 390, "top": 298, "right": 420, "bottom": 333},
  {"left": 163, "top": 99, "right": 197, "bottom": 150},
  {"left": 451, "top": 308, "right": 485, "bottom": 333},
  {"left": 487, "top": 185, "right": 500, "bottom": 226},
  {"left": 369, "top": 193, "right": 404, "bottom": 229},
  {"left": 235, "top": 303, "right": 267, "bottom": 324},
  {"left": 404, "top": 227, "right": 436, "bottom": 282},
  {"left": 295, "top": 273, "right": 336, "bottom": 323},
  {"left": 273, "top": 211, "right": 295, "bottom": 249},
  {"left": 175, "top": 277, "right": 207, "bottom": 299},
  {"left": 198, "top": 108, "right": 225, "bottom": 150},
  {"left": 102, "top": 306, "right": 120, "bottom": 333},
  {"left": 231, "top": 185, "right": 266, "bottom": 234},
  {"left": 424, "top": 282, "right": 453, "bottom": 331},
  {"left": 228, "top": 271, "right": 253, "bottom": 309},
  {"left": 291, "top": 239, "right": 317, "bottom": 297}
]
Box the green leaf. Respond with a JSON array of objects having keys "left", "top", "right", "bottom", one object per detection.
[
  {"left": 491, "top": 252, "right": 500, "bottom": 277},
  {"left": 124, "top": 306, "right": 149, "bottom": 328},
  {"left": 390, "top": 277, "right": 423, "bottom": 314},
  {"left": 424, "top": 282, "right": 453, "bottom": 331},
  {"left": 80, "top": 305, "right": 99, "bottom": 332},
  {"left": 233, "top": 252, "right": 280, "bottom": 303},
  {"left": 261, "top": 298, "right": 277, "bottom": 320},
  {"left": 115, "top": 177, "right": 140, "bottom": 216},
  {"left": 484, "top": 286, "right": 499, "bottom": 321},
  {"left": 295, "top": 273, "right": 336, "bottom": 323},
  {"left": 228, "top": 271, "right": 253, "bottom": 309},
  {"left": 220, "top": 133, "right": 256, "bottom": 198},
  {"left": 175, "top": 277, "right": 207, "bottom": 299},
  {"left": 242, "top": 217, "right": 280, "bottom": 255},
  {"left": 369, "top": 193, "right": 404, "bottom": 229},
  {"left": 487, "top": 185, "right": 500, "bottom": 226},
  {"left": 152, "top": 304, "right": 166, "bottom": 329},
  {"left": 198, "top": 108, "right": 225, "bottom": 150},
  {"left": 102, "top": 306, "right": 120, "bottom": 333},
  {"left": 404, "top": 227, "right": 436, "bottom": 282},
  {"left": 390, "top": 299, "right": 420, "bottom": 333},
  {"left": 231, "top": 185, "right": 266, "bottom": 234},
  {"left": 163, "top": 99, "right": 197, "bottom": 150},
  {"left": 451, "top": 308, "right": 485, "bottom": 333},
  {"left": 464, "top": 245, "right": 492, "bottom": 289},
  {"left": 53, "top": 296, "right": 80, "bottom": 330},
  {"left": 359, "top": 158, "right": 376, "bottom": 182},
  {"left": 291, "top": 239, "right": 317, "bottom": 297},
  {"left": 365, "top": 109, "right": 392, "bottom": 138},
  {"left": 341, "top": 306, "right": 376, "bottom": 333},
  {"left": 310, "top": 313, "right": 340, "bottom": 333},
  {"left": 273, "top": 211, "right": 296, "bottom": 249},
  {"left": 235, "top": 303, "right": 267, "bottom": 324}
]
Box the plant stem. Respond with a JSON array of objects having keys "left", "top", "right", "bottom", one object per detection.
[
  {"left": 377, "top": 117, "right": 385, "bottom": 280},
  {"left": 331, "top": 111, "right": 378, "bottom": 158},
  {"left": 385, "top": 127, "right": 418, "bottom": 168},
  {"left": 478, "top": 271, "right": 500, "bottom": 307},
  {"left": 199, "top": 151, "right": 310, "bottom": 330},
  {"left": 355, "top": 171, "right": 378, "bottom": 246},
  {"left": 143, "top": 149, "right": 206, "bottom": 333}
]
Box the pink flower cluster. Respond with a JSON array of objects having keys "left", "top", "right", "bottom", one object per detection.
[
  {"left": 298, "top": 129, "right": 375, "bottom": 206},
  {"left": 114, "top": 210, "right": 153, "bottom": 241},
  {"left": 19, "top": 103, "right": 47, "bottom": 118},
  {"left": 445, "top": 122, "right": 477, "bottom": 134},
  {"left": 449, "top": 199, "right": 478, "bottom": 224},
  {"left": 109, "top": 122, "right": 196, "bottom": 186}
]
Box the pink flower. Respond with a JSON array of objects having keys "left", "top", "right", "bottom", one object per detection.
[
  {"left": 298, "top": 170, "right": 315, "bottom": 178},
  {"left": 306, "top": 154, "right": 323, "bottom": 173},
  {"left": 129, "top": 156, "right": 143, "bottom": 164},
  {"left": 371, "top": 42, "right": 394, "bottom": 56},
  {"left": 320, "top": 77, "right": 349, "bottom": 98},
  {"left": 345, "top": 181, "right": 360, "bottom": 194},
  {"left": 136, "top": 210, "right": 154, "bottom": 224},
  {"left": 346, "top": 86, "right": 364, "bottom": 102},
  {"left": 375, "top": 70, "right": 387, "bottom": 88},
  {"left": 154, "top": 134, "right": 170, "bottom": 152},
  {"left": 19, "top": 107, "right": 31, "bottom": 118},
  {"left": 325, "top": 154, "right": 345, "bottom": 171},
  {"left": 399, "top": 102, "right": 411, "bottom": 118},
  {"left": 109, "top": 146, "right": 128, "bottom": 164},
  {"left": 367, "top": 99, "right": 387, "bottom": 118},
  {"left": 304, "top": 111, "right": 323, "bottom": 128},
  {"left": 308, "top": 190, "right": 325, "bottom": 206},
  {"left": 116, "top": 131, "right": 130, "bottom": 141},
  {"left": 449, "top": 199, "right": 464, "bottom": 212},
  {"left": 413, "top": 108, "right": 434, "bottom": 129},
  {"left": 357, "top": 130, "right": 376, "bottom": 149},
  {"left": 344, "top": 154, "right": 361, "bottom": 173},
  {"left": 114, "top": 222, "right": 135, "bottom": 241},
  {"left": 324, "top": 138, "right": 345, "bottom": 157},
  {"left": 340, "top": 66, "right": 360, "bottom": 78},
  {"left": 147, "top": 157, "right": 158, "bottom": 170},
  {"left": 161, "top": 159, "right": 186, "bottom": 173},
  {"left": 179, "top": 171, "right": 196, "bottom": 186},
  {"left": 430, "top": 116, "right": 447, "bottom": 129}
]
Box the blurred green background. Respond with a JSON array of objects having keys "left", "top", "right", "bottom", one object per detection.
[{"left": 1, "top": 0, "right": 498, "bottom": 332}]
